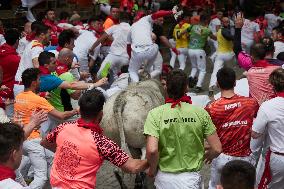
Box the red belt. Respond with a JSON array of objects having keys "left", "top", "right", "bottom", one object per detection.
[{"left": 14, "top": 81, "right": 23, "bottom": 85}]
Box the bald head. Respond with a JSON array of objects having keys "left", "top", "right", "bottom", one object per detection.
[
  {"left": 58, "top": 48, "right": 74, "bottom": 67},
  {"left": 222, "top": 17, "right": 230, "bottom": 27}
]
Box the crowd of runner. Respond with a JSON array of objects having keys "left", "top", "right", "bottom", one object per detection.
[{"left": 0, "top": 0, "right": 284, "bottom": 188}]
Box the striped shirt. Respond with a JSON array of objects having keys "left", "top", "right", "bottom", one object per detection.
[{"left": 205, "top": 95, "right": 259, "bottom": 157}]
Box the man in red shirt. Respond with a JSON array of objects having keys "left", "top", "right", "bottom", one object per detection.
[
  {"left": 205, "top": 67, "right": 259, "bottom": 189},
  {"left": 0, "top": 29, "right": 21, "bottom": 118}
]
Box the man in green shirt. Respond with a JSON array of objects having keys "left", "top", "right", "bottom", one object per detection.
[
  {"left": 179, "top": 14, "right": 216, "bottom": 93},
  {"left": 48, "top": 48, "right": 81, "bottom": 112},
  {"left": 144, "top": 69, "right": 222, "bottom": 189}
]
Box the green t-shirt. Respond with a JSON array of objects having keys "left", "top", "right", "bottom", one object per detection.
[
  {"left": 188, "top": 25, "right": 212, "bottom": 50},
  {"left": 48, "top": 72, "right": 75, "bottom": 112},
  {"left": 144, "top": 102, "right": 216, "bottom": 173}
]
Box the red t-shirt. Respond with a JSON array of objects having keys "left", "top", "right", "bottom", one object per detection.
[
  {"left": 205, "top": 95, "right": 259, "bottom": 157},
  {"left": 0, "top": 43, "right": 20, "bottom": 99}
]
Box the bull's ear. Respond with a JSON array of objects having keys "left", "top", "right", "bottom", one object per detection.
[{"left": 164, "top": 119, "right": 169, "bottom": 124}]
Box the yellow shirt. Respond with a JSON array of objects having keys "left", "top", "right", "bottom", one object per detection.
[
  {"left": 217, "top": 29, "right": 233, "bottom": 53},
  {"left": 173, "top": 23, "right": 190, "bottom": 49}
]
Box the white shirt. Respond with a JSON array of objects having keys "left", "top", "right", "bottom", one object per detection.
[
  {"left": 265, "top": 13, "right": 282, "bottom": 35},
  {"left": 241, "top": 19, "right": 260, "bottom": 42},
  {"left": 105, "top": 22, "right": 131, "bottom": 58},
  {"left": 0, "top": 178, "right": 27, "bottom": 189},
  {"left": 0, "top": 34, "right": 5, "bottom": 46},
  {"left": 274, "top": 41, "right": 284, "bottom": 58},
  {"left": 209, "top": 18, "right": 221, "bottom": 34},
  {"left": 15, "top": 40, "right": 43, "bottom": 81},
  {"left": 252, "top": 97, "right": 284, "bottom": 153},
  {"left": 73, "top": 30, "right": 100, "bottom": 72},
  {"left": 17, "top": 37, "right": 29, "bottom": 57},
  {"left": 128, "top": 15, "right": 154, "bottom": 52}
]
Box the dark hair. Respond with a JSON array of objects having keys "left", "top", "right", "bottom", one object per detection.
[
  {"left": 260, "top": 37, "right": 274, "bottom": 53},
  {"left": 38, "top": 51, "right": 55, "bottom": 66},
  {"left": 0, "top": 123, "right": 24, "bottom": 163},
  {"left": 217, "top": 67, "right": 236, "bottom": 90},
  {"left": 58, "top": 29, "right": 76, "bottom": 48},
  {"left": 88, "top": 15, "right": 104, "bottom": 24},
  {"left": 221, "top": 160, "right": 256, "bottom": 189},
  {"left": 119, "top": 12, "right": 130, "bottom": 23},
  {"left": 59, "top": 11, "right": 70, "bottom": 20},
  {"left": 200, "top": 14, "right": 210, "bottom": 23},
  {"left": 45, "top": 8, "right": 55, "bottom": 15},
  {"left": 251, "top": 43, "right": 266, "bottom": 60},
  {"left": 31, "top": 21, "right": 43, "bottom": 32},
  {"left": 273, "top": 26, "right": 284, "bottom": 37},
  {"left": 166, "top": 69, "right": 187, "bottom": 99},
  {"left": 121, "top": 65, "right": 129, "bottom": 73},
  {"left": 22, "top": 68, "right": 40, "bottom": 88},
  {"left": 79, "top": 89, "right": 105, "bottom": 119},
  {"left": 269, "top": 68, "right": 284, "bottom": 92},
  {"left": 4, "top": 29, "right": 20, "bottom": 46},
  {"left": 35, "top": 23, "right": 49, "bottom": 36}
]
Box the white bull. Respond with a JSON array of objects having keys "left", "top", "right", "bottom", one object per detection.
[{"left": 101, "top": 79, "right": 165, "bottom": 155}]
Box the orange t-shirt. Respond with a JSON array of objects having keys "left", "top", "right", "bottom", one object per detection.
[
  {"left": 103, "top": 18, "right": 115, "bottom": 30},
  {"left": 14, "top": 91, "right": 54, "bottom": 139}
]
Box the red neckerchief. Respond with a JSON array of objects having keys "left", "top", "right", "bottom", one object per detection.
[
  {"left": 77, "top": 118, "right": 103, "bottom": 134},
  {"left": 0, "top": 165, "right": 16, "bottom": 181},
  {"left": 276, "top": 37, "right": 284, "bottom": 43},
  {"left": 107, "top": 16, "right": 119, "bottom": 25},
  {"left": 165, "top": 96, "right": 192, "bottom": 108},
  {"left": 253, "top": 60, "right": 272, "bottom": 68},
  {"left": 43, "top": 19, "right": 59, "bottom": 33},
  {"left": 56, "top": 46, "right": 63, "bottom": 52},
  {"left": 277, "top": 92, "right": 284, "bottom": 98},
  {"left": 258, "top": 149, "right": 272, "bottom": 189},
  {"left": 26, "top": 32, "right": 36, "bottom": 41},
  {"left": 88, "top": 26, "right": 103, "bottom": 38},
  {"left": 0, "top": 29, "right": 4, "bottom": 35},
  {"left": 39, "top": 66, "right": 50, "bottom": 75},
  {"left": 55, "top": 61, "right": 69, "bottom": 76}
]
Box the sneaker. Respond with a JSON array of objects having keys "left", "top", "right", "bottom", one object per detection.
[
  {"left": 188, "top": 77, "right": 195, "bottom": 88},
  {"left": 15, "top": 6, "right": 28, "bottom": 14},
  {"left": 193, "top": 86, "right": 203, "bottom": 93}
]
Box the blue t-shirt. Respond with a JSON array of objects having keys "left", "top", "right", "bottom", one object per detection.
[{"left": 40, "top": 75, "right": 63, "bottom": 92}]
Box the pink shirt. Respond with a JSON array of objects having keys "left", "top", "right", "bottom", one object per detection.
[
  {"left": 47, "top": 121, "right": 129, "bottom": 189},
  {"left": 247, "top": 66, "right": 279, "bottom": 105}
]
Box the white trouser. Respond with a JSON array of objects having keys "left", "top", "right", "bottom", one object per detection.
[
  {"left": 129, "top": 44, "right": 159, "bottom": 82},
  {"left": 241, "top": 39, "right": 254, "bottom": 54},
  {"left": 13, "top": 84, "right": 24, "bottom": 98},
  {"left": 155, "top": 170, "right": 202, "bottom": 189},
  {"left": 188, "top": 49, "right": 206, "bottom": 87},
  {"left": 97, "top": 54, "right": 129, "bottom": 80},
  {"left": 208, "top": 153, "right": 256, "bottom": 189},
  {"left": 256, "top": 152, "right": 284, "bottom": 189},
  {"left": 21, "top": 0, "right": 45, "bottom": 22},
  {"left": 100, "top": 3, "right": 111, "bottom": 15},
  {"left": 151, "top": 51, "right": 163, "bottom": 79},
  {"left": 21, "top": 138, "right": 48, "bottom": 189},
  {"left": 177, "top": 48, "right": 189, "bottom": 70},
  {"left": 169, "top": 39, "right": 177, "bottom": 68},
  {"left": 5, "top": 103, "right": 14, "bottom": 119},
  {"left": 209, "top": 52, "right": 234, "bottom": 88}
]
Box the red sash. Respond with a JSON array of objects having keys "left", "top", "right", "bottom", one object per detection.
[{"left": 165, "top": 96, "right": 192, "bottom": 108}]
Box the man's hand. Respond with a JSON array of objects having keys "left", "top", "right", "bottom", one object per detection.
[
  {"left": 93, "top": 77, "right": 108, "bottom": 88},
  {"left": 0, "top": 85, "right": 9, "bottom": 91},
  {"left": 29, "top": 110, "right": 48, "bottom": 130},
  {"left": 146, "top": 167, "right": 157, "bottom": 178},
  {"left": 80, "top": 71, "right": 90, "bottom": 80}
]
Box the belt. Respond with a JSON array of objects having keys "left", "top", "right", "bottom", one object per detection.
[{"left": 15, "top": 81, "right": 23, "bottom": 85}]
